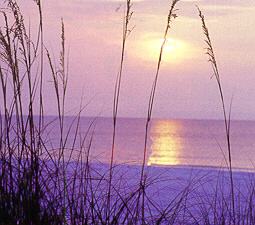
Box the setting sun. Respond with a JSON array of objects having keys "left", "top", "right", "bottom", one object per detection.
[{"left": 130, "top": 36, "right": 191, "bottom": 64}]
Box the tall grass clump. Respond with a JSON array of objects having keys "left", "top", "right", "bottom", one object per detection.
[
  {"left": 0, "top": 0, "right": 59, "bottom": 223},
  {"left": 0, "top": 1, "right": 92, "bottom": 223}
]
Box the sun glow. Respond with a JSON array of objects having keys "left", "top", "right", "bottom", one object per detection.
[{"left": 131, "top": 37, "right": 190, "bottom": 64}]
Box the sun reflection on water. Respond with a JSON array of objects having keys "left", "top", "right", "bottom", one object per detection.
[{"left": 147, "top": 119, "right": 184, "bottom": 166}]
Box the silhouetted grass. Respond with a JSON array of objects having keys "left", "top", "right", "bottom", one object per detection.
[
  {"left": 138, "top": 0, "right": 180, "bottom": 223},
  {"left": 109, "top": 1, "right": 133, "bottom": 222},
  {"left": 197, "top": 6, "right": 236, "bottom": 224},
  {"left": 0, "top": 0, "right": 255, "bottom": 224}
]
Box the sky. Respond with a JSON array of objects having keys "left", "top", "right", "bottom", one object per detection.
[{"left": 2, "top": 0, "right": 255, "bottom": 120}]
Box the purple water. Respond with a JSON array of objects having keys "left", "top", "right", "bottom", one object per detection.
[{"left": 43, "top": 116, "right": 255, "bottom": 171}]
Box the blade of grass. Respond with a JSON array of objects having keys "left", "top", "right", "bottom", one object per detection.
[
  {"left": 137, "top": 1, "right": 179, "bottom": 223},
  {"left": 197, "top": 5, "right": 235, "bottom": 224}
]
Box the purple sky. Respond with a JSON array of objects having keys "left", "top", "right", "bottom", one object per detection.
[{"left": 3, "top": 0, "right": 255, "bottom": 120}]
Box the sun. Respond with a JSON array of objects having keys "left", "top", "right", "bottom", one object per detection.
[
  {"left": 130, "top": 36, "right": 191, "bottom": 64},
  {"left": 164, "top": 39, "right": 181, "bottom": 51}
]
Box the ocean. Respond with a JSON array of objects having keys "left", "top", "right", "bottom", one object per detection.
[
  {"left": 3, "top": 115, "right": 255, "bottom": 223},
  {"left": 43, "top": 116, "right": 255, "bottom": 171}
]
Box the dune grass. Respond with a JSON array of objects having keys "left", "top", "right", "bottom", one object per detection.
[
  {"left": 197, "top": 6, "right": 235, "bottom": 223},
  {"left": 0, "top": 0, "right": 254, "bottom": 224},
  {"left": 108, "top": 0, "right": 133, "bottom": 222}
]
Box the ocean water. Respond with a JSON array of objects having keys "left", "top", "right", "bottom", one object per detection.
[
  {"left": 3, "top": 115, "right": 255, "bottom": 223},
  {"left": 43, "top": 116, "right": 255, "bottom": 171}
]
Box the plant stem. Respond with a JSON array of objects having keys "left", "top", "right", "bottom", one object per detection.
[{"left": 197, "top": 6, "right": 235, "bottom": 224}]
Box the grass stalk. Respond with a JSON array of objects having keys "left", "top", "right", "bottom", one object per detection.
[
  {"left": 197, "top": 6, "right": 235, "bottom": 224},
  {"left": 136, "top": 0, "right": 179, "bottom": 223},
  {"left": 46, "top": 18, "right": 68, "bottom": 224},
  {"left": 107, "top": 0, "right": 133, "bottom": 222}
]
